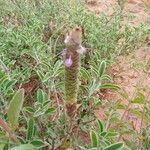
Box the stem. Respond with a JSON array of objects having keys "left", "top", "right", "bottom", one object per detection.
[
  {"left": 105, "top": 109, "right": 114, "bottom": 130},
  {"left": 0, "top": 118, "right": 19, "bottom": 143}
]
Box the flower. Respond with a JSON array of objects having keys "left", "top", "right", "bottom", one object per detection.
[
  {"left": 65, "top": 55, "right": 73, "bottom": 67},
  {"left": 76, "top": 45, "right": 86, "bottom": 54}
]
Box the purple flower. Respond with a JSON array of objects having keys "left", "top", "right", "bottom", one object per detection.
[
  {"left": 76, "top": 45, "right": 86, "bottom": 54},
  {"left": 65, "top": 55, "right": 73, "bottom": 67}
]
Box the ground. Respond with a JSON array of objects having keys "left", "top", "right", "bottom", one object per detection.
[{"left": 85, "top": 0, "right": 150, "bottom": 133}]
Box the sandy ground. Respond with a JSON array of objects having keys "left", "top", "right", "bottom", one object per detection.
[{"left": 85, "top": 0, "right": 150, "bottom": 25}]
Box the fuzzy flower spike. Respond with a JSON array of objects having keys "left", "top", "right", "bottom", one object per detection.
[{"left": 64, "top": 26, "right": 83, "bottom": 118}]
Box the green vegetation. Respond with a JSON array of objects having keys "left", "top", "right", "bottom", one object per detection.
[{"left": 0, "top": 0, "right": 149, "bottom": 149}]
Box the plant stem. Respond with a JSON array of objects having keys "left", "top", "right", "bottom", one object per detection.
[{"left": 105, "top": 109, "right": 114, "bottom": 130}]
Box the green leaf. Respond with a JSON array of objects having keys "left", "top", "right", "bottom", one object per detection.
[
  {"left": 80, "top": 67, "right": 91, "bottom": 80},
  {"left": 88, "top": 79, "right": 100, "bottom": 97},
  {"left": 3, "top": 143, "right": 8, "bottom": 150},
  {"left": 45, "top": 107, "right": 56, "bottom": 114},
  {"left": 116, "top": 104, "right": 125, "bottom": 109},
  {"left": 0, "top": 71, "right": 5, "bottom": 78},
  {"left": 4, "top": 80, "right": 16, "bottom": 91},
  {"left": 92, "top": 67, "right": 99, "bottom": 78},
  {"left": 101, "top": 74, "right": 112, "bottom": 81},
  {"left": 0, "top": 76, "right": 7, "bottom": 85},
  {"left": 30, "top": 140, "right": 46, "bottom": 148},
  {"left": 24, "top": 107, "right": 35, "bottom": 113},
  {"left": 97, "top": 120, "right": 104, "bottom": 133},
  {"left": 104, "top": 142, "right": 124, "bottom": 150},
  {"left": 131, "top": 92, "right": 146, "bottom": 104},
  {"left": 53, "top": 60, "right": 63, "bottom": 77},
  {"left": 130, "top": 109, "right": 141, "bottom": 117},
  {"left": 90, "top": 130, "right": 98, "bottom": 147},
  {"left": 99, "top": 60, "right": 106, "bottom": 77},
  {"left": 37, "top": 89, "right": 47, "bottom": 104},
  {"left": 103, "top": 139, "right": 111, "bottom": 146},
  {"left": 43, "top": 72, "right": 51, "bottom": 83},
  {"left": 0, "top": 144, "right": 5, "bottom": 150},
  {"left": 43, "top": 101, "right": 50, "bottom": 107},
  {"left": 10, "top": 144, "right": 36, "bottom": 150},
  {"left": 36, "top": 71, "right": 44, "bottom": 81},
  {"left": 89, "top": 148, "right": 98, "bottom": 150},
  {"left": 27, "top": 119, "right": 34, "bottom": 141},
  {"left": 100, "top": 131, "right": 107, "bottom": 137},
  {"left": 100, "top": 84, "right": 120, "bottom": 91},
  {"left": 119, "top": 91, "right": 129, "bottom": 99},
  {"left": 17, "top": 136, "right": 26, "bottom": 144},
  {"left": 37, "top": 89, "right": 43, "bottom": 104},
  {"left": 7, "top": 89, "right": 24, "bottom": 131},
  {"left": 77, "top": 145, "right": 87, "bottom": 150},
  {"left": 106, "top": 132, "right": 118, "bottom": 137},
  {"left": 34, "top": 109, "right": 45, "bottom": 117}
]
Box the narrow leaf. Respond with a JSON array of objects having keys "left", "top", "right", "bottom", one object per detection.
[
  {"left": 97, "top": 120, "right": 104, "bottom": 133},
  {"left": 88, "top": 80, "right": 100, "bottom": 97},
  {"left": 80, "top": 67, "right": 91, "bottom": 80},
  {"left": 90, "top": 130, "right": 98, "bottom": 147},
  {"left": 106, "top": 132, "right": 118, "bottom": 137},
  {"left": 10, "top": 144, "right": 36, "bottom": 150},
  {"left": 99, "top": 60, "right": 106, "bottom": 77},
  {"left": 27, "top": 118, "right": 34, "bottom": 141},
  {"left": 100, "top": 131, "right": 107, "bottom": 137},
  {"left": 104, "top": 142, "right": 123, "bottom": 150},
  {"left": 0, "top": 76, "right": 7, "bottom": 85},
  {"left": 100, "top": 84, "right": 120, "bottom": 91},
  {"left": 37, "top": 89, "right": 47, "bottom": 104},
  {"left": 0, "top": 144, "right": 5, "bottom": 150},
  {"left": 45, "top": 107, "right": 56, "bottom": 114},
  {"left": 7, "top": 89, "right": 24, "bottom": 131},
  {"left": 101, "top": 74, "right": 112, "bottom": 81},
  {"left": 37, "top": 89, "right": 44, "bottom": 104},
  {"left": 4, "top": 80, "right": 16, "bottom": 91},
  {"left": 30, "top": 140, "right": 46, "bottom": 148},
  {"left": 131, "top": 92, "right": 146, "bottom": 104},
  {"left": 24, "top": 107, "right": 35, "bottom": 113}
]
